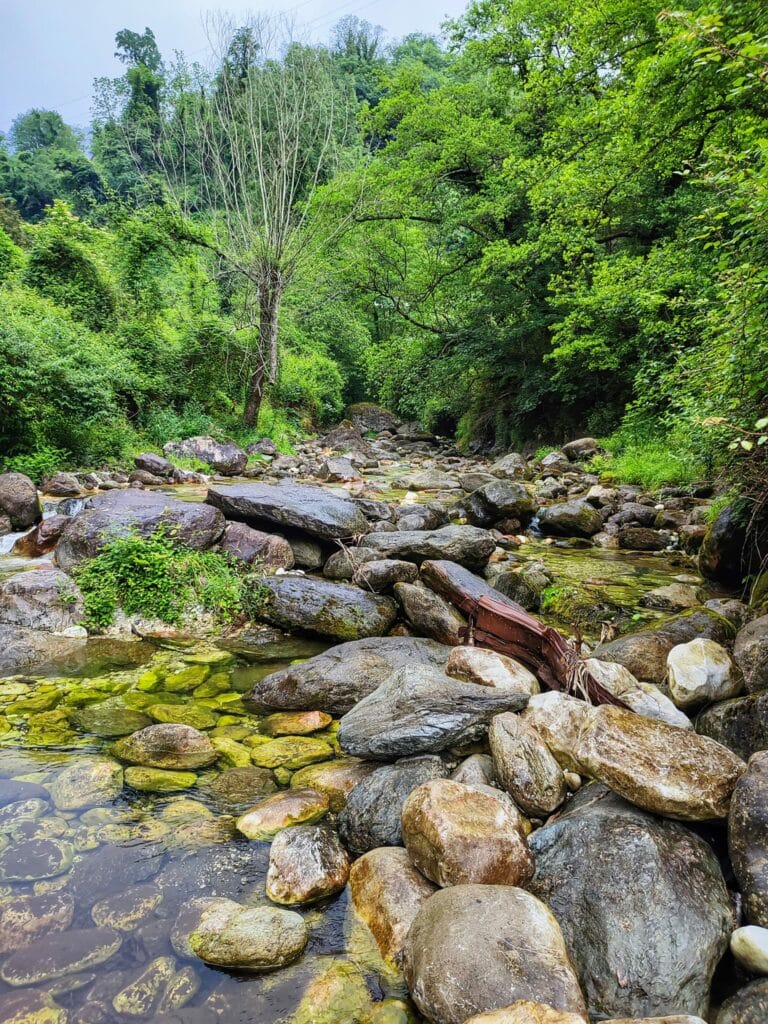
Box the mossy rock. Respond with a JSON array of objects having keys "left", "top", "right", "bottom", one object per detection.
[
  {"left": 249, "top": 736, "right": 334, "bottom": 770},
  {"left": 163, "top": 666, "right": 210, "bottom": 692},
  {"left": 148, "top": 704, "right": 218, "bottom": 730},
  {"left": 124, "top": 767, "right": 197, "bottom": 792}
]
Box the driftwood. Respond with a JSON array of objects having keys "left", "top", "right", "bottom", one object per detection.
[{"left": 421, "top": 560, "right": 627, "bottom": 708}]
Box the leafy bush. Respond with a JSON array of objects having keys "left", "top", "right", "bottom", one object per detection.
[
  {"left": 587, "top": 436, "right": 704, "bottom": 491},
  {"left": 2, "top": 447, "right": 70, "bottom": 482},
  {"left": 0, "top": 228, "right": 23, "bottom": 282},
  {"left": 73, "top": 533, "right": 255, "bottom": 628},
  {"left": 272, "top": 348, "right": 345, "bottom": 425}
]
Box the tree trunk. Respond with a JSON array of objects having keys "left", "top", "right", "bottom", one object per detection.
[{"left": 243, "top": 269, "right": 282, "bottom": 427}]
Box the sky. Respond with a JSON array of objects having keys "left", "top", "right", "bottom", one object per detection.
[{"left": 0, "top": 0, "right": 468, "bottom": 134}]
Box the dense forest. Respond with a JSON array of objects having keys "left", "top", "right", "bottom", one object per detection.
[{"left": 1, "top": 0, "right": 766, "bottom": 499}]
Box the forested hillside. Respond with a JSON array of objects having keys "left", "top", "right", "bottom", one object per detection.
[{"left": 1, "top": 0, "right": 766, "bottom": 499}]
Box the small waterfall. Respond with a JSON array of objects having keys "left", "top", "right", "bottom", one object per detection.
[{"left": 0, "top": 531, "right": 25, "bottom": 555}]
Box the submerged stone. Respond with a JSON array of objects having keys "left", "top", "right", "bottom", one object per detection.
[
  {"left": 113, "top": 723, "right": 217, "bottom": 770},
  {"left": 236, "top": 789, "right": 329, "bottom": 840},
  {"left": 188, "top": 900, "right": 308, "bottom": 971},
  {"left": 124, "top": 766, "right": 197, "bottom": 792},
  {"left": 0, "top": 927, "right": 122, "bottom": 985},
  {"left": 47, "top": 757, "right": 123, "bottom": 810},
  {"left": 0, "top": 892, "right": 74, "bottom": 954}
]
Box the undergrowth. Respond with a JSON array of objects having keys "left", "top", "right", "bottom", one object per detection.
[
  {"left": 587, "top": 438, "right": 704, "bottom": 491},
  {"left": 73, "top": 532, "right": 266, "bottom": 629}
]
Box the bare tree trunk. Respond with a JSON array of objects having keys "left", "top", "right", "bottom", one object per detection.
[{"left": 243, "top": 270, "right": 282, "bottom": 426}]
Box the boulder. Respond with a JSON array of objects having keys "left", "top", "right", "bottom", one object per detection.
[
  {"left": 289, "top": 759, "right": 377, "bottom": 812},
  {"left": 402, "top": 778, "right": 534, "bottom": 887},
  {"left": 265, "top": 824, "right": 349, "bottom": 904},
  {"left": 164, "top": 436, "right": 247, "bottom": 475},
  {"left": 584, "top": 659, "right": 692, "bottom": 729},
  {"left": 539, "top": 451, "right": 571, "bottom": 475},
  {"left": 639, "top": 583, "right": 701, "bottom": 611},
  {"left": 186, "top": 899, "right": 307, "bottom": 970},
  {"left": 729, "top": 751, "right": 768, "bottom": 926},
  {"left": 247, "top": 636, "right": 451, "bottom": 716},
  {"left": 207, "top": 766, "right": 277, "bottom": 812},
  {"left": 41, "top": 471, "right": 83, "bottom": 496},
  {"left": 10, "top": 515, "right": 69, "bottom": 557},
  {"left": 396, "top": 469, "right": 461, "bottom": 491},
  {"left": 730, "top": 926, "right": 768, "bottom": 975},
  {"left": 135, "top": 452, "right": 174, "bottom": 477},
  {"left": 699, "top": 503, "right": 750, "bottom": 585},
  {"left": 715, "top": 980, "right": 768, "bottom": 1024},
  {"left": 562, "top": 437, "right": 599, "bottom": 461},
  {"left": 463, "top": 1006, "right": 586, "bottom": 1024},
  {"left": 523, "top": 692, "right": 745, "bottom": 819},
  {"left": 451, "top": 753, "right": 496, "bottom": 786},
  {"left": 261, "top": 710, "right": 332, "bottom": 736},
  {"left": 71, "top": 697, "right": 152, "bottom": 738},
  {"left": 447, "top": 646, "right": 539, "bottom": 694},
  {"left": 252, "top": 575, "right": 397, "bottom": 640},
  {"left": 47, "top": 756, "right": 123, "bottom": 810},
  {"left": 206, "top": 481, "right": 368, "bottom": 540},
  {"left": 734, "top": 615, "right": 768, "bottom": 694},
  {"left": 55, "top": 489, "right": 225, "bottom": 571},
  {"left": 337, "top": 754, "right": 451, "bottom": 854},
  {"left": 0, "top": 472, "right": 41, "bottom": 529},
  {"left": 361, "top": 525, "right": 497, "bottom": 569},
  {"left": 0, "top": 892, "right": 74, "bottom": 955},
  {"left": 0, "top": 837, "right": 73, "bottom": 882},
  {"left": 461, "top": 481, "right": 536, "bottom": 527},
  {"left": 394, "top": 582, "right": 466, "bottom": 644},
  {"left": 113, "top": 724, "right": 217, "bottom": 770},
  {"left": 318, "top": 457, "right": 361, "bottom": 482},
  {"left": 697, "top": 690, "right": 768, "bottom": 760},
  {"left": 0, "top": 568, "right": 84, "bottom": 631},
  {"left": 618, "top": 528, "right": 667, "bottom": 551},
  {"left": 402, "top": 884, "right": 587, "bottom": 1024},
  {"left": 530, "top": 784, "right": 732, "bottom": 1019},
  {"left": 236, "top": 789, "right": 329, "bottom": 840},
  {"left": 219, "top": 521, "right": 294, "bottom": 568},
  {"left": 338, "top": 663, "right": 530, "bottom": 760},
  {"left": 538, "top": 501, "right": 602, "bottom": 538},
  {"left": 490, "top": 453, "right": 528, "bottom": 480},
  {"left": 490, "top": 712, "right": 566, "bottom": 816},
  {"left": 125, "top": 767, "right": 198, "bottom": 791},
  {"left": 249, "top": 735, "right": 333, "bottom": 770},
  {"left": 593, "top": 608, "right": 735, "bottom": 685},
  {"left": 667, "top": 639, "right": 741, "bottom": 707},
  {"left": 353, "top": 558, "right": 418, "bottom": 591}
]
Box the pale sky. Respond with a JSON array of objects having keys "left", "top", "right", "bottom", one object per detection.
[{"left": 0, "top": 0, "right": 469, "bottom": 134}]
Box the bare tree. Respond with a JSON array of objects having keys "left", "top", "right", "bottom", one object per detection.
[{"left": 156, "top": 14, "right": 356, "bottom": 425}]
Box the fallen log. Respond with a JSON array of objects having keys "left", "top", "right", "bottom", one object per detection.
[{"left": 421, "top": 559, "right": 627, "bottom": 708}]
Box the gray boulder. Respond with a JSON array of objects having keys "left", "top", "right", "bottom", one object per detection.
[
  {"left": 346, "top": 402, "right": 400, "bottom": 432},
  {"left": 206, "top": 481, "right": 368, "bottom": 540},
  {"left": 460, "top": 480, "right": 536, "bottom": 527},
  {"left": 362, "top": 524, "right": 497, "bottom": 569},
  {"left": 338, "top": 663, "right": 529, "bottom": 760},
  {"left": 134, "top": 453, "right": 174, "bottom": 477},
  {"left": 353, "top": 559, "right": 418, "bottom": 591},
  {"left": 729, "top": 751, "right": 768, "bottom": 927},
  {"left": 0, "top": 569, "right": 84, "bottom": 631},
  {"left": 402, "top": 884, "right": 587, "bottom": 1024},
  {"left": 247, "top": 636, "right": 451, "bottom": 715},
  {"left": 538, "top": 500, "right": 602, "bottom": 538},
  {"left": 337, "top": 755, "right": 450, "bottom": 854},
  {"left": 394, "top": 582, "right": 466, "bottom": 645},
  {"left": 55, "top": 489, "right": 225, "bottom": 571},
  {"left": 697, "top": 691, "right": 768, "bottom": 760},
  {"left": 318, "top": 457, "right": 361, "bottom": 482},
  {"left": 41, "top": 471, "right": 83, "bottom": 496},
  {"left": 251, "top": 575, "right": 397, "bottom": 641},
  {"left": 562, "top": 437, "right": 599, "bottom": 461},
  {"left": 164, "top": 436, "right": 247, "bottom": 475},
  {"left": 0, "top": 472, "right": 41, "bottom": 529},
  {"left": 734, "top": 614, "right": 768, "bottom": 693},
  {"left": 716, "top": 980, "right": 768, "bottom": 1024},
  {"left": 490, "top": 452, "right": 528, "bottom": 479},
  {"left": 530, "top": 784, "right": 731, "bottom": 1020},
  {"left": 220, "top": 521, "right": 294, "bottom": 568}
]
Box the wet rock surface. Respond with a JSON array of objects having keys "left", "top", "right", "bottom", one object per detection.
[
  {"left": 207, "top": 481, "right": 369, "bottom": 539},
  {"left": 252, "top": 574, "right": 397, "bottom": 640}
]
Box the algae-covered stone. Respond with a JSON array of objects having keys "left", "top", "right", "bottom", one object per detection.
[
  {"left": 125, "top": 766, "right": 197, "bottom": 792},
  {"left": 91, "top": 884, "right": 163, "bottom": 931},
  {"left": 236, "top": 788, "right": 329, "bottom": 840},
  {"left": 189, "top": 900, "right": 308, "bottom": 971},
  {"left": 0, "top": 991, "right": 68, "bottom": 1024},
  {"left": 70, "top": 698, "right": 152, "bottom": 737},
  {"left": 47, "top": 757, "right": 123, "bottom": 810},
  {"left": 112, "top": 956, "right": 198, "bottom": 1017},
  {"left": 210, "top": 735, "right": 252, "bottom": 768},
  {"left": 0, "top": 892, "right": 74, "bottom": 954},
  {"left": 171, "top": 896, "right": 243, "bottom": 958},
  {"left": 261, "top": 710, "right": 332, "bottom": 736},
  {"left": 253, "top": 575, "right": 398, "bottom": 641},
  {"left": 291, "top": 960, "right": 374, "bottom": 1024},
  {"left": 266, "top": 824, "right": 350, "bottom": 905},
  {"left": 163, "top": 665, "right": 210, "bottom": 692},
  {"left": 0, "top": 838, "right": 73, "bottom": 881},
  {"left": 0, "top": 927, "right": 122, "bottom": 985},
  {"left": 402, "top": 884, "right": 587, "bottom": 1024},
  {"left": 207, "top": 766, "right": 277, "bottom": 811},
  {"left": 290, "top": 758, "right": 378, "bottom": 812},
  {"left": 249, "top": 735, "right": 334, "bottom": 770},
  {"left": 148, "top": 703, "right": 219, "bottom": 730},
  {"left": 402, "top": 779, "right": 534, "bottom": 888},
  {"left": 349, "top": 846, "right": 437, "bottom": 963},
  {"left": 113, "top": 724, "right": 217, "bottom": 770}
]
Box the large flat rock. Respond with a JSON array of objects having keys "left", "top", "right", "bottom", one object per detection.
[
  {"left": 252, "top": 575, "right": 397, "bottom": 641},
  {"left": 206, "top": 482, "right": 369, "bottom": 540},
  {"left": 246, "top": 636, "right": 451, "bottom": 715},
  {"left": 361, "top": 525, "right": 496, "bottom": 569},
  {"left": 55, "top": 489, "right": 225, "bottom": 570}
]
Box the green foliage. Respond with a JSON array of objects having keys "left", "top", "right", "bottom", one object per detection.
[
  {"left": 587, "top": 435, "right": 703, "bottom": 491},
  {"left": 272, "top": 348, "right": 345, "bottom": 425},
  {"left": 1, "top": 447, "right": 70, "bottom": 483},
  {"left": 73, "top": 533, "right": 253, "bottom": 628},
  {"left": 0, "top": 229, "right": 22, "bottom": 282}
]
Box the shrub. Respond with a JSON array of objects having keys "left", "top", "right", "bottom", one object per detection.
[
  {"left": 73, "top": 533, "right": 255, "bottom": 629},
  {"left": 2, "top": 447, "right": 70, "bottom": 482},
  {"left": 272, "top": 348, "right": 345, "bottom": 425},
  {"left": 587, "top": 434, "right": 705, "bottom": 491}
]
